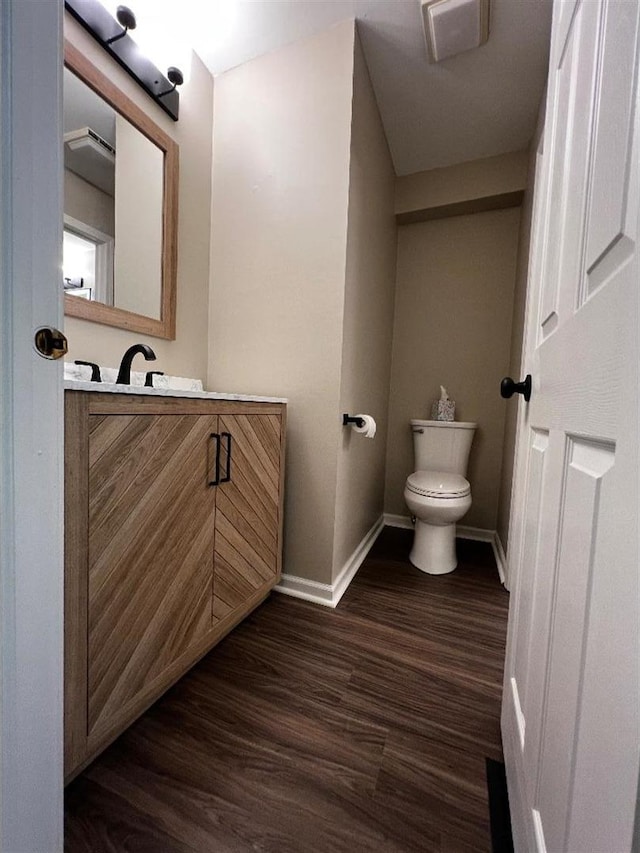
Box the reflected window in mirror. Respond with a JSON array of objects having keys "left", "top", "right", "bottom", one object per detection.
[
  {"left": 63, "top": 41, "right": 178, "bottom": 339},
  {"left": 63, "top": 217, "right": 114, "bottom": 304}
]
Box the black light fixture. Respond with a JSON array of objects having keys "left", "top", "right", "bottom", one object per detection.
[
  {"left": 158, "top": 66, "right": 184, "bottom": 98},
  {"left": 64, "top": 0, "right": 183, "bottom": 121},
  {"left": 104, "top": 5, "right": 136, "bottom": 44}
]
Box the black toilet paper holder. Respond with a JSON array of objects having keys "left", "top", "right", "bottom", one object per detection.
[{"left": 343, "top": 414, "right": 365, "bottom": 428}]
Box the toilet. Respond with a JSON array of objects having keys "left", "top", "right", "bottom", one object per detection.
[{"left": 403, "top": 419, "right": 477, "bottom": 575}]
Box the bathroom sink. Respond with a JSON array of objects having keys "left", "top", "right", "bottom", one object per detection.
[
  {"left": 63, "top": 362, "right": 287, "bottom": 404},
  {"left": 64, "top": 362, "right": 203, "bottom": 391}
]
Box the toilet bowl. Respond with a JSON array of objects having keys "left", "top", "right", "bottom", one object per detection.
[{"left": 405, "top": 419, "right": 476, "bottom": 575}]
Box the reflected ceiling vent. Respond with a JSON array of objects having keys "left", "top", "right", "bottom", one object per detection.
[
  {"left": 64, "top": 127, "right": 116, "bottom": 196},
  {"left": 421, "top": 0, "right": 490, "bottom": 63},
  {"left": 64, "top": 127, "right": 116, "bottom": 163}
]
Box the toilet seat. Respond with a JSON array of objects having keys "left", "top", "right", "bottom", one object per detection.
[{"left": 406, "top": 470, "right": 470, "bottom": 499}]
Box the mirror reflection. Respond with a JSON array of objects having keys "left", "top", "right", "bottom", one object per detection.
[{"left": 63, "top": 67, "right": 164, "bottom": 320}]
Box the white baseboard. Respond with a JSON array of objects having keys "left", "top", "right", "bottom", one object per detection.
[
  {"left": 383, "top": 514, "right": 508, "bottom": 585},
  {"left": 457, "top": 524, "right": 494, "bottom": 542},
  {"left": 274, "top": 515, "right": 384, "bottom": 608},
  {"left": 273, "top": 574, "right": 335, "bottom": 608},
  {"left": 493, "top": 532, "right": 508, "bottom": 587},
  {"left": 383, "top": 512, "right": 414, "bottom": 529},
  {"left": 332, "top": 515, "right": 385, "bottom": 604}
]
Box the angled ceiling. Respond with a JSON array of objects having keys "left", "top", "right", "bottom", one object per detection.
[{"left": 190, "top": 0, "right": 553, "bottom": 176}]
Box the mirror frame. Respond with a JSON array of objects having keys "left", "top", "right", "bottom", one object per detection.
[{"left": 63, "top": 40, "right": 178, "bottom": 339}]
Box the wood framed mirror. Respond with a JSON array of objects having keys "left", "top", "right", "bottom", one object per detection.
[{"left": 63, "top": 40, "right": 178, "bottom": 339}]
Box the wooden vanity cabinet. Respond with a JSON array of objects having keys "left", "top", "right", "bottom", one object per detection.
[{"left": 64, "top": 392, "right": 286, "bottom": 781}]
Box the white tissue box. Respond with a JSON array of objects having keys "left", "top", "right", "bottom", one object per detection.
[{"left": 431, "top": 399, "right": 455, "bottom": 421}]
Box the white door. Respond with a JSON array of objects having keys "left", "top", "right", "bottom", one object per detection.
[
  {"left": 0, "top": 0, "right": 64, "bottom": 849},
  {"left": 502, "top": 1, "right": 639, "bottom": 851}
]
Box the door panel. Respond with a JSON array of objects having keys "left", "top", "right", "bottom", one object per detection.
[
  {"left": 583, "top": 0, "right": 638, "bottom": 292},
  {"left": 537, "top": 438, "right": 616, "bottom": 850},
  {"left": 520, "top": 432, "right": 565, "bottom": 806},
  {"left": 87, "top": 414, "right": 217, "bottom": 737},
  {"left": 0, "top": 0, "right": 65, "bottom": 847},
  {"left": 213, "top": 414, "right": 282, "bottom": 622},
  {"left": 512, "top": 430, "right": 549, "bottom": 748},
  {"left": 539, "top": 0, "right": 599, "bottom": 340}
]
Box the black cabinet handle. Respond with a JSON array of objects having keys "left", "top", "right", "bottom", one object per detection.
[
  {"left": 220, "top": 432, "right": 232, "bottom": 483},
  {"left": 208, "top": 433, "right": 221, "bottom": 486},
  {"left": 500, "top": 375, "right": 532, "bottom": 402}
]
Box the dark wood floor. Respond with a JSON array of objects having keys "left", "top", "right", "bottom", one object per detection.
[{"left": 65, "top": 527, "right": 510, "bottom": 852}]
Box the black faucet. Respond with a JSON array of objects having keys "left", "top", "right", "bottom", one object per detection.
[
  {"left": 145, "top": 370, "right": 164, "bottom": 387},
  {"left": 116, "top": 344, "right": 156, "bottom": 385},
  {"left": 74, "top": 360, "right": 102, "bottom": 382}
]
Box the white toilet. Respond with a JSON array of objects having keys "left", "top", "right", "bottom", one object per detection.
[{"left": 403, "top": 419, "right": 477, "bottom": 575}]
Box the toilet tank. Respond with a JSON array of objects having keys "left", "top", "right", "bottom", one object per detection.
[{"left": 410, "top": 419, "right": 477, "bottom": 476}]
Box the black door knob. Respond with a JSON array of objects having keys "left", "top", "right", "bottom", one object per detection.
[
  {"left": 34, "top": 326, "right": 68, "bottom": 360},
  {"left": 501, "top": 375, "right": 532, "bottom": 402}
]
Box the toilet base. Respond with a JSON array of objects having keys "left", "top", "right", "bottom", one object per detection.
[{"left": 409, "top": 519, "right": 457, "bottom": 575}]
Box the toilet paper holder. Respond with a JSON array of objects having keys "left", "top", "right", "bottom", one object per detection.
[{"left": 342, "top": 413, "right": 365, "bottom": 428}]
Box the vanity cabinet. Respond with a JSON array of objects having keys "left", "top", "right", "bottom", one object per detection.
[{"left": 64, "top": 392, "right": 286, "bottom": 781}]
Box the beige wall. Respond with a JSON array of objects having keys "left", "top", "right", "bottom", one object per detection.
[
  {"left": 113, "top": 115, "right": 163, "bottom": 319},
  {"left": 64, "top": 169, "right": 114, "bottom": 236},
  {"left": 385, "top": 207, "right": 521, "bottom": 530},
  {"left": 396, "top": 150, "right": 528, "bottom": 216},
  {"left": 332, "top": 35, "right": 397, "bottom": 580},
  {"left": 496, "top": 96, "right": 546, "bottom": 551},
  {"left": 63, "top": 14, "right": 213, "bottom": 380},
  {"left": 208, "top": 21, "right": 356, "bottom": 585}
]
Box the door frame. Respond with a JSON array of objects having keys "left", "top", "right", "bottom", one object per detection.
[
  {"left": 505, "top": 122, "right": 547, "bottom": 592},
  {"left": 0, "top": 0, "right": 64, "bottom": 849},
  {"left": 501, "top": 107, "right": 549, "bottom": 853}
]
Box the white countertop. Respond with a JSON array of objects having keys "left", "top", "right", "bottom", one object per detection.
[{"left": 64, "top": 379, "right": 287, "bottom": 405}]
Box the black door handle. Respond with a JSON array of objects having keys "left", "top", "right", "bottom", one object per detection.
[
  {"left": 500, "top": 375, "right": 532, "bottom": 402},
  {"left": 34, "top": 326, "right": 68, "bottom": 359}
]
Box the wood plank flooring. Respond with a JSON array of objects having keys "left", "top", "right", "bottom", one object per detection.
[{"left": 65, "top": 527, "right": 510, "bottom": 852}]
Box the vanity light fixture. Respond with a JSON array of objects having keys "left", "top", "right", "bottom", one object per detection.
[{"left": 65, "top": 0, "right": 182, "bottom": 120}]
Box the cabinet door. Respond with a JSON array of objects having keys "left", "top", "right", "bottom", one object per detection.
[
  {"left": 87, "top": 413, "right": 218, "bottom": 740},
  {"left": 213, "top": 414, "right": 282, "bottom": 622}
]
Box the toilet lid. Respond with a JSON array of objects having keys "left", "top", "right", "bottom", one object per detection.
[{"left": 406, "top": 471, "right": 470, "bottom": 498}]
